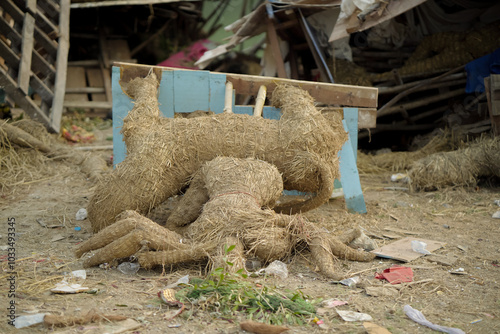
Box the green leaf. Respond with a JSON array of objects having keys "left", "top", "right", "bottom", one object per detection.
[{"left": 226, "top": 244, "right": 236, "bottom": 253}]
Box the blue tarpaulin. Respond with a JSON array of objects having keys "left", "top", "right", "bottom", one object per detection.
[{"left": 465, "top": 48, "right": 500, "bottom": 93}]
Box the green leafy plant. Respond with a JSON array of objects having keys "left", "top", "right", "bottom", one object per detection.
[{"left": 176, "top": 244, "right": 318, "bottom": 325}]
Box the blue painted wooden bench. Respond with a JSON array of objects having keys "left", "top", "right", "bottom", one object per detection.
[{"left": 111, "top": 63, "right": 378, "bottom": 213}]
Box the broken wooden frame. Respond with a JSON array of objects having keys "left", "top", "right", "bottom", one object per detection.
[
  {"left": 111, "top": 62, "right": 378, "bottom": 213},
  {"left": 0, "top": 0, "right": 70, "bottom": 133}
]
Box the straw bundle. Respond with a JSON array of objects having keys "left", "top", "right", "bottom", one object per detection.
[
  {"left": 409, "top": 137, "right": 500, "bottom": 191},
  {"left": 357, "top": 132, "right": 452, "bottom": 173},
  {"left": 77, "top": 157, "right": 374, "bottom": 279},
  {"left": 88, "top": 72, "right": 347, "bottom": 233}
]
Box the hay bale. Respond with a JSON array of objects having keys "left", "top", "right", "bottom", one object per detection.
[
  {"left": 409, "top": 137, "right": 500, "bottom": 191},
  {"left": 88, "top": 73, "right": 347, "bottom": 233}
]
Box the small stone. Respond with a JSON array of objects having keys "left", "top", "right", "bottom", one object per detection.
[{"left": 492, "top": 211, "right": 500, "bottom": 219}]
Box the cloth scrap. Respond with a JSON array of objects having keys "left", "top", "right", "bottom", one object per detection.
[{"left": 404, "top": 305, "right": 465, "bottom": 334}]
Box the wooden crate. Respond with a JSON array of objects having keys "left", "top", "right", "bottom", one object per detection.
[{"left": 0, "top": 0, "right": 69, "bottom": 133}]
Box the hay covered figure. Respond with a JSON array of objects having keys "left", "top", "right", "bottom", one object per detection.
[
  {"left": 76, "top": 157, "right": 375, "bottom": 280},
  {"left": 87, "top": 72, "right": 347, "bottom": 233}
]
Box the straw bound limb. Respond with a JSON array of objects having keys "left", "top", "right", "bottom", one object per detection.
[
  {"left": 408, "top": 137, "right": 500, "bottom": 191},
  {"left": 87, "top": 72, "right": 347, "bottom": 233},
  {"left": 77, "top": 157, "right": 374, "bottom": 279}
]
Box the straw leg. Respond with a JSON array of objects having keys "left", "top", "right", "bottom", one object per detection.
[
  {"left": 327, "top": 237, "right": 376, "bottom": 262},
  {"left": 166, "top": 172, "right": 208, "bottom": 228},
  {"left": 309, "top": 236, "right": 342, "bottom": 280},
  {"left": 138, "top": 245, "right": 214, "bottom": 269}
]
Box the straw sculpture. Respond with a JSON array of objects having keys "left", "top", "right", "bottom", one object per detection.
[
  {"left": 87, "top": 72, "right": 347, "bottom": 233},
  {"left": 76, "top": 157, "right": 374, "bottom": 279},
  {"left": 408, "top": 137, "right": 500, "bottom": 191}
]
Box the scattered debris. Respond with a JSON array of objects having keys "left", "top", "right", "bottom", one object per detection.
[
  {"left": 404, "top": 305, "right": 465, "bottom": 334},
  {"left": 166, "top": 274, "right": 190, "bottom": 289},
  {"left": 239, "top": 320, "right": 289, "bottom": 334},
  {"left": 411, "top": 240, "right": 431, "bottom": 254},
  {"left": 371, "top": 237, "right": 446, "bottom": 262},
  {"left": 258, "top": 260, "right": 288, "bottom": 279},
  {"left": 158, "top": 288, "right": 185, "bottom": 320},
  {"left": 75, "top": 208, "right": 88, "bottom": 221},
  {"left": 14, "top": 313, "right": 48, "bottom": 329},
  {"left": 117, "top": 262, "right": 140, "bottom": 275},
  {"left": 339, "top": 276, "right": 360, "bottom": 287},
  {"left": 337, "top": 310, "right": 373, "bottom": 322},
  {"left": 321, "top": 299, "right": 348, "bottom": 308},
  {"left": 363, "top": 321, "right": 392, "bottom": 334},
  {"left": 375, "top": 266, "right": 414, "bottom": 284}
]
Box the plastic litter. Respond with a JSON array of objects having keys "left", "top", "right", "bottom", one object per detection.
[
  {"left": 411, "top": 240, "right": 431, "bottom": 254},
  {"left": 391, "top": 173, "right": 409, "bottom": 183},
  {"left": 166, "top": 274, "right": 189, "bottom": 288},
  {"left": 258, "top": 260, "right": 288, "bottom": 278},
  {"left": 70, "top": 269, "right": 86, "bottom": 280},
  {"left": 14, "top": 313, "right": 48, "bottom": 328},
  {"left": 117, "top": 262, "right": 140, "bottom": 275},
  {"left": 51, "top": 282, "right": 89, "bottom": 294},
  {"left": 340, "top": 276, "right": 360, "bottom": 287},
  {"left": 337, "top": 310, "right": 373, "bottom": 322},
  {"left": 322, "top": 299, "right": 348, "bottom": 308},
  {"left": 404, "top": 305, "right": 465, "bottom": 334},
  {"left": 75, "top": 208, "right": 88, "bottom": 221},
  {"left": 492, "top": 211, "right": 500, "bottom": 219},
  {"left": 494, "top": 199, "right": 500, "bottom": 206}
]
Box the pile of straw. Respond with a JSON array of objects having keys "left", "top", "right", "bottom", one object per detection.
[
  {"left": 409, "top": 137, "right": 500, "bottom": 191},
  {"left": 88, "top": 72, "right": 347, "bottom": 233},
  {"left": 357, "top": 132, "right": 453, "bottom": 174},
  {"left": 77, "top": 157, "right": 374, "bottom": 279}
]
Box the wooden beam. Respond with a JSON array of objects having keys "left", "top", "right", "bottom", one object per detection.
[
  {"left": 0, "top": 16, "right": 22, "bottom": 47},
  {"left": 0, "top": 38, "right": 20, "bottom": 69},
  {"left": 114, "top": 62, "right": 378, "bottom": 108},
  {"left": 63, "top": 101, "right": 113, "bottom": 109},
  {"left": 322, "top": 107, "right": 377, "bottom": 129},
  {"left": 0, "top": 67, "right": 53, "bottom": 131},
  {"left": 50, "top": 0, "right": 70, "bottom": 133},
  {"left": 18, "top": 12, "right": 35, "bottom": 94}
]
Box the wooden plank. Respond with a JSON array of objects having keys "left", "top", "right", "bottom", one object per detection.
[
  {"left": 173, "top": 70, "right": 210, "bottom": 113},
  {"left": 37, "top": 0, "right": 60, "bottom": 21},
  {"left": 0, "top": 16, "right": 22, "bottom": 46},
  {"left": 115, "top": 63, "right": 378, "bottom": 108},
  {"left": 0, "top": 67, "right": 53, "bottom": 131},
  {"left": 158, "top": 70, "right": 174, "bottom": 118},
  {"left": 329, "top": 0, "right": 427, "bottom": 42},
  {"left": 65, "top": 87, "right": 105, "bottom": 94},
  {"left": 86, "top": 68, "right": 108, "bottom": 112},
  {"left": 1, "top": 0, "right": 25, "bottom": 24},
  {"left": 50, "top": 0, "right": 70, "bottom": 133},
  {"left": 18, "top": 13, "right": 35, "bottom": 94},
  {"left": 0, "top": 38, "right": 20, "bottom": 69},
  {"left": 34, "top": 25, "right": 58, "bottom": 59},
  {"left": 71, "top": 0, "right": 193, "bottom": 8},
  {"left": 490, "top": 74, "right": 500, "bottom": 116},
  {"left": 209, "top": 72, "right": 226, "bottom": 112},
  {"left": 112, "top": 66, "right": 134, "bottom": 165},
  {"left": 31, "top": 48, "right": 56, "bottom": 77},
  {"left": 266, "top": 18, "right": 287, "bottom": 78},
  {"left": 339, "top": 119, "right": 366, "bottom": 213},
  {"left": 30, "top": 74, "right": 54, "bottom": 104},
  {"left": 64, "top": 67, "right": 88, "bottom": 105},
  {"left": 485, "top": 77, "right": 500, "bottom": 136},
  {"left": 322, "top": 107, "right": 377, "bottom": 129},
  {"left": 63, "top": 101, "right": 113, "bottom": 109},
  {"left": 34, "top": 7, "right": 59, "bottom": 36}
]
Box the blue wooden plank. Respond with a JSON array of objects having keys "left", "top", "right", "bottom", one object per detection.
[
  {"left": 173, "top": 70, "right": 210, "bottom": 113},
  {"left": 343, "top": 107, "right": 358, "bottom": 162},
  {"left": 209, "top": 73, "right": 226, "bottom": 113},
  {"left": 338, "top": 119, "right": 367, "bottom": 213},
  {"left": 158, "top": 70, "right": 174, "bottom": 118},
  {"left": 112, "top": 66, "right": 134, "bottom": 166}
]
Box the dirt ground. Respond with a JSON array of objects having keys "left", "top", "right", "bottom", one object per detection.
[{"left": 1, "top": 127, "right": 500, "bottom": 334}]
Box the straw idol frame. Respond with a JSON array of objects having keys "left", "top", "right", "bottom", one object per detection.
[{"left": 110, "top": 62, "right": 378, "bottom": 214}]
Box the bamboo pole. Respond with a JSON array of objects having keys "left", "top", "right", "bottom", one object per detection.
[
  {"left": 253, "top": 85, "right": 266, "bottom": 117},
  {"left": 224, "top": 81, "right": 233, "bottom": 113}
]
